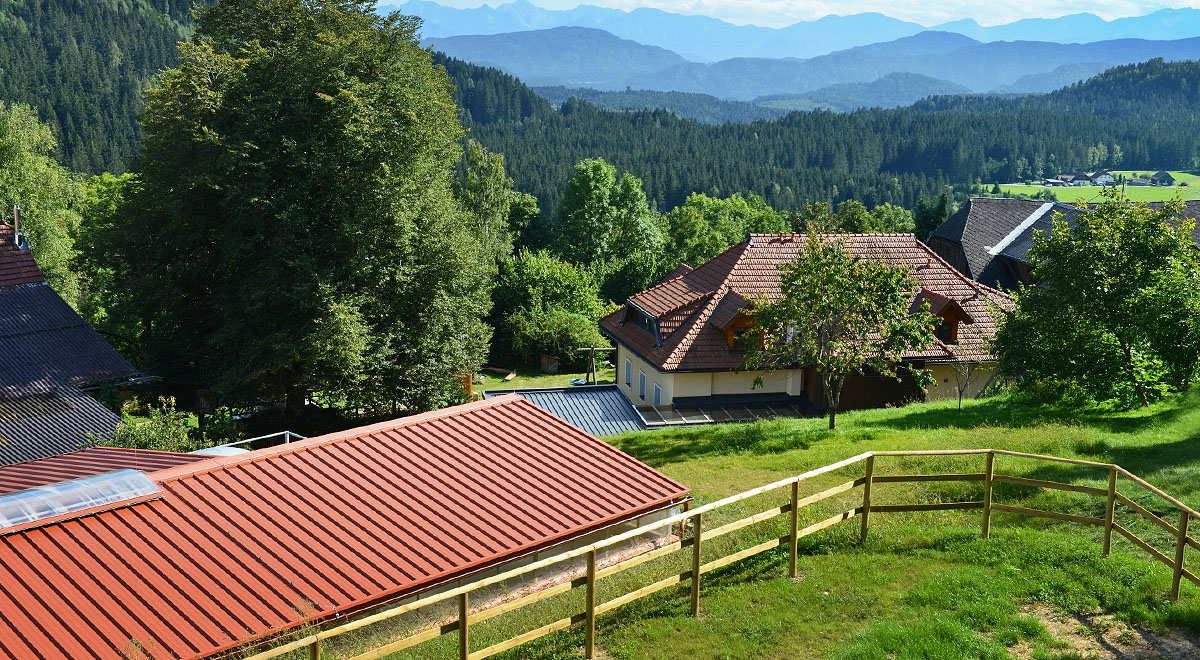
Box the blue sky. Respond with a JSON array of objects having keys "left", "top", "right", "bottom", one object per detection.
[{"left": 421, "top": 0, "right": 1200, "bottom": 27}]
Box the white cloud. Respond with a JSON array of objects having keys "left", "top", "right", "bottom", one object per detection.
[{"left": 446, "top": 0, "right": 1200, "bottom": 27}]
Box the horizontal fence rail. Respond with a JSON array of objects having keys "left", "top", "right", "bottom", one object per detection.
[{"left": 241, "top": 449, "right": 1199, "bottom": 660}]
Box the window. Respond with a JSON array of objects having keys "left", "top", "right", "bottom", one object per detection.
[
  {"left": 936, "top": 320, "right": 958, "bottom": 344},
  {"left": 653, "top": 383, "right": 662, "bottom": 407},
  {"left": 625, "top": 358, "right": 632, "bottom": 387},
  {"left": 639, "top": 371, "right": 646, "bottom": 400}
]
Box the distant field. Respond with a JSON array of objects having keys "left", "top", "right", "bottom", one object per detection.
[{"left": 996, "top": 179, "right": 1200, "bottom": 203}]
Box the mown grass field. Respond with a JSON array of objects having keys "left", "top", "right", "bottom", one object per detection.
[
  {"left": 303, "top": 391, "right": 1200, "bottom": 660},
  {"left": 995, "top": 182, "right": 1200, "bottom": 203}
]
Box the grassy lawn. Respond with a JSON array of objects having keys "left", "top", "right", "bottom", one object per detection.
[
  {"left": 482, "top": 366, "right": 616, "bottom": 391},
  {"left": 313, "top": 391, "right": 1200, "bottom": 660},
  {"left": 996, "top": 182, "right": 1200, "bottom": 203}
]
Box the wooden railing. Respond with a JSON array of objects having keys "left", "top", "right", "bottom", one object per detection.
[{"left": 242, "top": 449, "right": 1199, "bottom": 660}]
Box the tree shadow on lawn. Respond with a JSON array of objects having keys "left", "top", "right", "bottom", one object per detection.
[
  {"left": 610, "top": 422, "right": 879, "bottom": 468},
  {"left": 865, "top": 394, "right": 1193, "bottom": 435}
]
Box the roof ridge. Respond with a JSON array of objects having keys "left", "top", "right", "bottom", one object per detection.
[
  {"left": 630, "top": 240, "right": 748, "bottom": 307},
  {"left": 653, "top": 289, "right": 725, "bottom": 368},
  {"left": 149, "top": 394, "right": 527, "bottom": 483},
  {"left": 915, "top": 236, "right": 1012, "bottom": 302}
]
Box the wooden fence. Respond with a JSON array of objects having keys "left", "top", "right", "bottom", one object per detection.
[{"left": 242, "top": 449, "right": 1200, "bottom": 660}]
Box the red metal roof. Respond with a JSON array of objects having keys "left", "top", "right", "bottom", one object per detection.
[
  {"left": 600, "top": 233, "right": 1013, "bottom": 371},
  {"left": 0, "top": 447, "right": 207, "bottom": 495},
  {"left": 0, "top": 395, "right": 688, "bottom": 659}
]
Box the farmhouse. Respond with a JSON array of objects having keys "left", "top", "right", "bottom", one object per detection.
[
  {"left": 1091, "top": 170, "right": 1116, "bottom": 186},
  {"left": 0, "top": 215, "right": 139, "bottom": 466},
  {"left": 0, "top": 395, "right": 689, "bottom": 660},
  {"left": 929, "top": 197, "right": 1200, "bottom": 290},
  {"left": 599, "top": 233, "right": 1009, "bottom": 419},
  {"left": 1151, "top": 170, "right": 1177, "bottom": 186}
]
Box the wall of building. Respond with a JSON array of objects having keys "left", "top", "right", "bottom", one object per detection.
[
  {"left": 926, "top": 363, "right": 996, "bottom": 401},
  {"left": 614, "top": 343, "right": 802, "bottom": 407}
]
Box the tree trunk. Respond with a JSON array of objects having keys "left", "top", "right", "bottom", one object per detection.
[{"left": 823, "top": 373, "right": 843, "bottom": 430}]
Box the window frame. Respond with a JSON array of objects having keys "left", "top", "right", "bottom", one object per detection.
[{"left": 638, "top": 370, "right": 646, "bottom": 400}]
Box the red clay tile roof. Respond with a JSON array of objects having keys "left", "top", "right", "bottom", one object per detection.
[
  {"left": 0, "top": 395, "right": 688, "bottom": 660},
  {"left": 600, "top": 233, "right": 1011, "bottom": 371},
  {"left": 0, "top": 447, "right": 206, "bottom": 495},
  {"left": 0, "top": 242, "right": 43, "bottom": 289}
]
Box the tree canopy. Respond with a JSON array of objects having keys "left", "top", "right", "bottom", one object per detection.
[
  {"left": 995, "top": 190, "right": 1200, "bottom": 406},
  {"left": 86, "top": 0, "right": 492, "bottom": 418},
  {"left": 743, "top": 233, "right": 936, "bottom": 429}
]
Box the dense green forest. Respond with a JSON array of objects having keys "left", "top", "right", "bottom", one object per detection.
[
  {"left": 0, "top": 0, "right": 195, "bottom": 173},
  {"left": 442, "top": 56, "right": 1200, "bottom": 213}
]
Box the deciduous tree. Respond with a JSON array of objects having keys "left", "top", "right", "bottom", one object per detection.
[
  {"left": 995, "top": 190, "right": 1200, "bottom": 406},
  {"left": 743, "top": 233, "right": 936, "bottom": 429}
]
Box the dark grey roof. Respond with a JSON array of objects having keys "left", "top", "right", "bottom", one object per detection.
[
  {"left": 0, "top": 388, "right": 120, "bottom": 466},
  {"left": 931, "top": 197, "right": 1200, "bottom": 290},
  {"left": 483, "top": 385, "right": 646, "bottom": 436},
  {"left": 0, "top": 284, "right": 137, "bottom": 397}
]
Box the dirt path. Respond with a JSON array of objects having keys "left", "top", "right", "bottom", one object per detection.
[{"left": 1013, "top": 604, "right": 1200, "bottom": 660}]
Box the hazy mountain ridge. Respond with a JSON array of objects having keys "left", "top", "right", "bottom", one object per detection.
[
  {"left": 391, "top": 0, "right": 1200, "bottom": 61},
  {"left": 423, "top": 26, "right": 685, "bottom": 86},
  {"left": 428, "top": 26, "right": 1200, "bottom": 101}
]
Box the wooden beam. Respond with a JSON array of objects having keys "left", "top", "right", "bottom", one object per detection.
[
  {"left": 1173, "top": 510, "right": 1190, "bottom": 600},
  {"left": 991, "top": 504, "right": 1104, "bottom": 526},
  {"left": 1103, "top": 468, "right": 1117, "bottom": 557},
  {"left": 870, "top": 502, "right": 984, "bottom": 513},
  {"left": 458, "top": 592, "right": 469, "bottom": 660},
  {"left": 789, "top": 481, "right": 799, "bottom": 579},
  {"left": 860, "top": 456, "right": 874, "bottom": 544},
  {"left": 992, "top": 474, "right": 1107, "bottom": 497},
  {"left": 585, "top": 550, "right": 596, "bottom": 658},
  {"left": 982, "top": 451, "right": 995, "bottom": 539},
  {"left": 690, "top": 513, "right": 703, "bottom": 617},
  {"left": 873, "top": 473, "right": 985, "bottom": 483}
]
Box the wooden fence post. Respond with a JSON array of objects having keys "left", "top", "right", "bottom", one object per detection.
[
  {"left": 585, "top": 550, "right": 597, "bottom": 659},
  {"left": 789, "top": 481, "right": 799, "bottom": 579},
  {"left": 1172, "top": 509, "right": 1190, "bottom": 600},
  {"left": 982, "top": 451, "right": 995, "bottom": 539},
  {"left": 1103, "top": 467, "right": 1117, "bottom": 557},
  {"left": 859, "top": 456, "right": 874, "bottom": 544},
  {"left": 458, "top": 592, "right": 469, "bottom": 660},
  {"left": 690, "top": 513, "right": 703, "bottom": 617},
  {"left": 308, "top": 639, "right": 320, "bottom": 660}
]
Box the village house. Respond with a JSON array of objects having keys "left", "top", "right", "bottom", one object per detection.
[
  {"left": 1091, "top": 170, "right": 1116, "bottom": 186},
  {"left": 0, "top": 395, "right": 689, "bottom": 659},
  {"left": 928, "top": 197, "right": 1200, "bottom": 291},
  {"left": 598, "top": 233, "right": 1010, "bottom": 421},
  {"left": 1151, "top": 170, "right": 1177, "bottom": 186},
  {"left": 0, "top": 211, "right": 140, "bottom": 466}
]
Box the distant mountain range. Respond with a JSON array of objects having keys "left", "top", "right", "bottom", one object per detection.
[
  {"left": 390, "top": 0, "right": 1200, "bottom": 61},
  {"left": 426, "top": 27, "right": 1200, "bottom": 101},
  {"left": 423, "top": 27, "right": 683, "bottom": 86}
]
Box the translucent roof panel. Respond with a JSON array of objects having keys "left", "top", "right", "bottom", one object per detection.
[{"left": 0, "top": 468, "right": 160, "bottom": 530}]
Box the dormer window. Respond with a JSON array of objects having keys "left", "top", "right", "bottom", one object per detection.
[{"left": 935, "top": 320, "right": 959, "bottom": 344}]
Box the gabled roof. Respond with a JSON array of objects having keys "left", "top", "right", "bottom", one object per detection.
[
  {"left": 0, "top": 387, "right": 121, "bottom": 467},
  {"left": 0, "top": 446, "right": 205, "bottom": 495},
  {"left": 0, "top": 242, "right": 42, "bottom": 288},
  {"left": 0, "top": 395, "right": 688, "bottom": 660},
  {"left": 930, "top": 197, "right": 1200, "bottom": 290},
  {"left": 601, "top": 233, "right": 1010, "bottom": 372}
]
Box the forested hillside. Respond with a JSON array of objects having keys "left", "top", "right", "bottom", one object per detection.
[
  {"left": 0, "top": 0, "right": 195, "bottom": 172},
  {"left": 445, "top": 57, "right": 1200, "bottom": 213}
]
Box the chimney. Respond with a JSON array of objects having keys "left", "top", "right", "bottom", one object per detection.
[{"left": 12, "top": 205, "right": 26, "bottom": 250}]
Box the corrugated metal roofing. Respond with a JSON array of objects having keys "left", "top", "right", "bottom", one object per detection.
[
  {"left": 483, "top": 385, "right": 648, "bottom": 436},
  {"left": 0, "top": 388, "right": 121, "bottom": 467},
  {"left": 0, "top": 284, "right": 137, "bottom": 397},
  {"left": 0, "top": 447, "right": 205, "bottom": 495},
  {"left": 0, "top": 395, "right": 687, "bottom": 659}
]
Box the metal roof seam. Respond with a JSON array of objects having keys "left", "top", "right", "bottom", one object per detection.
[
  {"left": 1, "top": 536, "right": 102, "bottom": 657},
  {"left": 335, "top": 436, "right": 518, "bottom": 556},
  {"left": 148, "top": 395, "right": 527, "bottom": 485}
]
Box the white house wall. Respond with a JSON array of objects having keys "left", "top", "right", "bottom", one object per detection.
[
  {"left": 615, "top": 343, "right": 801, "bottom": 407},
  {"left": 925, "top": 363, "right": 995, "bottom": 401}
]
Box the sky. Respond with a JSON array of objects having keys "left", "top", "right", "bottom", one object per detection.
[{"left": 419, "top": 0, "right": 1200, "bottom": 27}]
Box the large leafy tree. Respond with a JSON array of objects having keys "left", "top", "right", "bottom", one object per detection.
[
  {"left": 664, "top": 192, "right": 786, "bottom": 267},
  {"left": 995, "top": 191, "right": 1200, "bottom": 406},
  {"left": 0, "top": 102, "right": 86, "bottom": 306},
  {"left": 743, "top": 233, "right": 936, "bottom": 429},
  {"left": 90, "top": 0, "right": 492, "bottom": 416},
  {"left": 456, "top": 139, "right": 514, "bottom": 268}
]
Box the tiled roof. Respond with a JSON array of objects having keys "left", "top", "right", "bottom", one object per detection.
[
  {"left": 601, "top": 233, "right": 1011, "bottom": 372},
  {"left": 930, "top": 197, "right": 1200, "bottom": 290},
  {"left": 0, "top": 242, "right": 42, "bottom": 289},
  {"left": 0, "top": 388, "right": 121, "bottom": 467},
  {"left": 0, "top": 447, "right": 205, "bottom": 495},
  {"left": 483, "top": 385, "right": 647, "bottom": 436},
  {"left": 0, "top": 284, "right": 137, "bottom": 397},
  {"left": 0, "top": 395, "right": 688, "bottom": 660}
]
